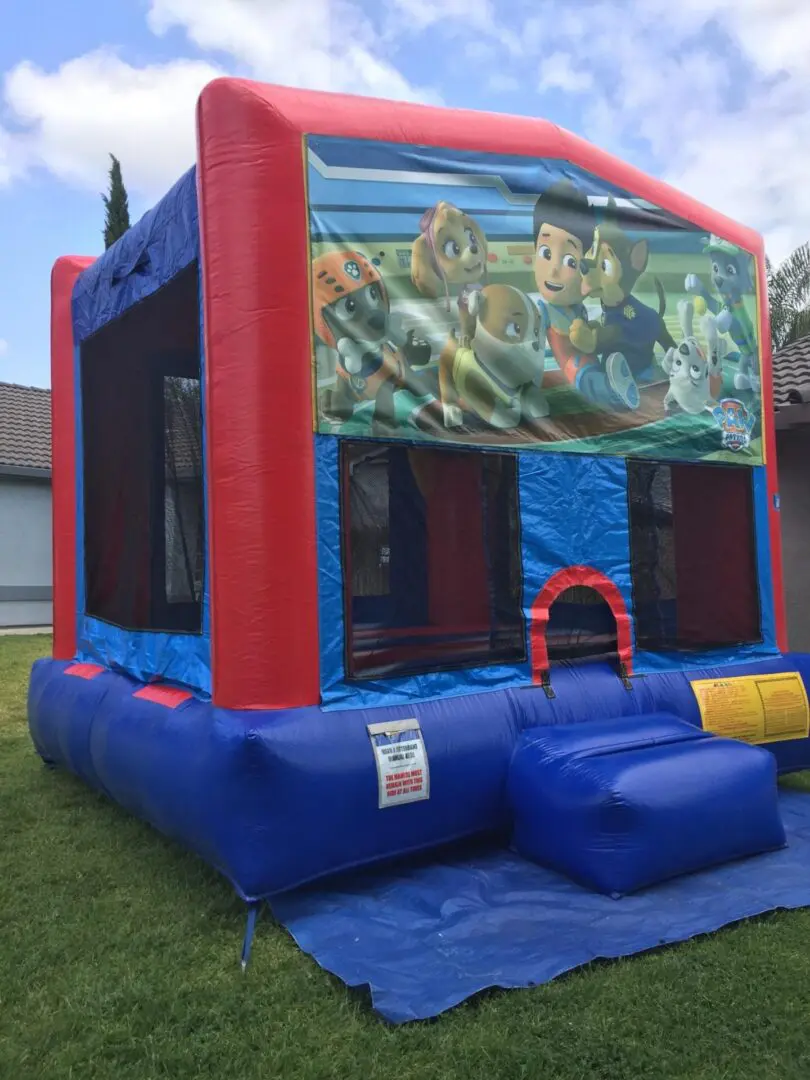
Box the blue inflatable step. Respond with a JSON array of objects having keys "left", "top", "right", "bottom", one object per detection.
[{"left": 508, "top": 713, "right": 786, "bottom": 896}]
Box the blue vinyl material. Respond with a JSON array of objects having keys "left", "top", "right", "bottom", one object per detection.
[
  {"left": 509, "top": 715, "right": 786, "bottom": 895},
  {"left": 271, "top": 789, "right": 810, "bottom": 1023},
  {"left": 28, "top": 653, "right": 810, "bottom": 900},
  {"left": 71, "top": 166, "right": 211, "bottom": 694},
  {"left": 315, "top": 439, "right": 778, "bottom": 711},
  {"left": 72, "top": 167, "right": 199, "bottom": 344},
  {"left": 518, "top": 452, "right": 633, "bottom": 644}
]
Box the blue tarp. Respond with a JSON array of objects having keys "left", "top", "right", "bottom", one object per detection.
[{"left": 272, "top": 789, "right": 810, "bottom": 1024}]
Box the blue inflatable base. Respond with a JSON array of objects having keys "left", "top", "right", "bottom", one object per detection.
[
  {"left": 272, "top": 789, "right": 810, "bottom": 1024},
  {"left": 27, "top": 655, "right": 810, "bottom": 899}
]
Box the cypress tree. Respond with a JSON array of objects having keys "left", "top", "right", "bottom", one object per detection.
[{"left": 102, "top": 154, "right": 131, "bottom": 249}]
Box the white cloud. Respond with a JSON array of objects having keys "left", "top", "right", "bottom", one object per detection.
[
  {"left": 147, "top": 0, "right": 430, "bottom": 98},
  {"left": 383, "top": 0, "right": 523, "bottom": 58},
  {"left": 487, "top": 73, "right": 520, "bottom": 94},
  {"left": 2, "top": 0, "right": 810, "bottom": 265},
  {"left": 2, "top": 51, "right": 223, "bottom": 196},
  {"left": 0, "top": 338, "right": 8, "bottom": 358},
  {"left": 538, "top": 52, "right": 592, "bottom": 95},
  {"left": 524, "top": 0, "right": 810, "bottom": 262},
  {"left": 0, "top": 0, "right": 436, "bottom": 197}
]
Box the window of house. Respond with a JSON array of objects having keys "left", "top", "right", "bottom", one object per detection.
[
  {"left": 81, "top": 262, "right": 205, "bottom": 634},
  {"left": 628, "top": 459, "right": 761, "bottom": 651},
  {"left": 341, "top": 441, "right": 525, "bottom": 680}
]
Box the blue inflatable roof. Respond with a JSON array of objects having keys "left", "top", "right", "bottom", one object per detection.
[{"left": 72, "top": 167, "right": 199, "bottom": 342}]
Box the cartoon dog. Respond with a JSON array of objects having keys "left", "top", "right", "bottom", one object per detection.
[
  {"left": 662, "top": 300, "right": 718, "bottom": 415},
  {"left": 703, "top": 310, "right": 728, "bottom": 401},
  {"left": 313, "top": 251, "right": 434, "bottom": 434},
  {"left": 411, "top": 201, "right": 488, "bottom": 340},
  {"left": 440, "top": 283, "right": 548, "bottom": 429},
  {"left": 573, "top": 197, "right": 675, "bottom": 379},
  {"left": 685, "top": 235, "right": 759, "bottom": 393}
]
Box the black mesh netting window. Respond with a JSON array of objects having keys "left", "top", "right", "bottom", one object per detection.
[
  {"left": 341, "top": 442, "right": 525, "bottom": 680},
  {"left": 81, "top": 262, "right": 205, "bottom": 634},
  {"left": 545, "top": 586, "right": 619, "bottom": 666},
  {"left": 628, "top": 459, "right": 761, "bottom": 651}
]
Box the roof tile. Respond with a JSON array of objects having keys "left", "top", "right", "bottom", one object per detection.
[
  {"left": 772, "top": 338, "right": 810, "bottom": 407},
  {"left": 0, "top": 382, "right": 51, "bottom": 471}
]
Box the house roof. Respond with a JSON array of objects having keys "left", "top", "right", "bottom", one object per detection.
[
  {"left": 772, "top": 336, "right": 810, "bottom": 408},
  {"left": 0, "top": 382, "right": 51, "bottom": 473}
]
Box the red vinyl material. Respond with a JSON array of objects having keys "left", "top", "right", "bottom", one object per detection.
[
  {"left": 51, "top": 255, "right": 95, "bottom": 661},
  {"left": 756, "top": 254, "right": 787, "bottom": 651},
  {"left": 196, "top": 83, "right": 320, "bottom": 709}
]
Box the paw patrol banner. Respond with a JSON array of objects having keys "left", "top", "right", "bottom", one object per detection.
[{"left": 307, "top": 136, "right": 763, "bottom": 465}]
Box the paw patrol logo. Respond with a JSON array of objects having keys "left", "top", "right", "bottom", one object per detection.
[
  {"left": 344, "top": 260, "right": 362, "bottom": 280},
  {"left": 711, "top": 398, "right": 755, "bottom": 452}
]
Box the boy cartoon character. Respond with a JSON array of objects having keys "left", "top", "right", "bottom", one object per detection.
[
  {"left": 685, "top": 235, "right": 759, "bottom": 393},
  {"left": 577, "top": 197, "right": 675, "bottom": 381},
  {"left": 411, "top": 201, "right": 488, "bottom": 341},
  {"left": 532, "top": 180, "right": 640, "bottom": 412}
]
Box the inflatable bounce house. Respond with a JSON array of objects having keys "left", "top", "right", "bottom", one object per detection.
[{"left": 29, "top": 78, "right": 810, "bottom": 1020}]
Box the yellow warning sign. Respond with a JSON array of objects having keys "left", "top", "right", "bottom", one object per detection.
[{"left": 691, "top": 672, "right": 810, "bottom": 745}]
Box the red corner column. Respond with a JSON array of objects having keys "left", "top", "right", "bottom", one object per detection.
[
  {"left": 51, "top": 255, "right": 94, "bottom": 661},
  {"left": 756, "top": 251, "right": 788, "bottom": 652},
  {"left": 196, "top": 80, "right": 321, "bottom": 709}
]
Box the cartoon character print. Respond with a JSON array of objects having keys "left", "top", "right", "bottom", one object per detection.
[
  {"left": 445, "top": 283, "right": 548, "bottom": 430},
  {"left": 531, "top": 179, "right": 640, "bottom": 413},
  {"left": 312, "top": 251, "right": 435, "bottom": 435},
  {"left": 662, "top": 300, "right": 719, "bottom": 415},
  {"left": 685, "top": 235, "right": 759, "bottom": 394},
  {"left": 576, "top": 196, "right": 676, "bottom": 381},
  {"left": 411, "top": 201, "right": 488, "bottom": 345}
]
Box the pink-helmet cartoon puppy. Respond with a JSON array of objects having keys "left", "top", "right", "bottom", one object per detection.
[{"left": 411, "top": 201, "right": 489, "bottom": 335}]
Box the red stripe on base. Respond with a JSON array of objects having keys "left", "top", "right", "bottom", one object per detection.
[
  {"left": 133, "top": 685, "right": 193, "bottom": 708},
  {"left": 64, "top": 662, "right": 104, "bottom": 680}
]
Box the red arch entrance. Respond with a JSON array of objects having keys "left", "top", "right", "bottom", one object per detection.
[{"left": 530, "top": 566, "right": 634, "bottom": 685}]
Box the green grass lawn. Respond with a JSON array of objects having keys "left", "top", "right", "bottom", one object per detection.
[{"left": 3, "top": 634, "right": 810, "bottom": 1078}]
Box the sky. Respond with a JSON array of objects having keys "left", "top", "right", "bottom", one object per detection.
[{"left": 1, "top": 0, "right": 809, "bottom": 388}]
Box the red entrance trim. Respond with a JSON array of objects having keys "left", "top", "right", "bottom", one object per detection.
[{"left": 530, "top": 566, "right": 634, "bottom": 684}]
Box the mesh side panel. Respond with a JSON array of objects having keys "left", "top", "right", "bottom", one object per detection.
[
  {"left": 164, "top": 376, "right": 204, "bottom": 607},
  {"left": 81, "top": 262, "right": 204, "bottom": 634},
  {"left": 628, "top": 459, "right": 761, "bottom": 651},
  {"left": 341, "top": 442, "right": 525, "bottom": 680},
  {"left": 628, "top": 460, "right": 677, "bottom": 649}
]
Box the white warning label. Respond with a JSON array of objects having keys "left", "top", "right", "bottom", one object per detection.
[{"left": 367, "top": 718, "right": 430, "bottom": 809}]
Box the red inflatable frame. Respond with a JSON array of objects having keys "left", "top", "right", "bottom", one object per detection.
[{"left": 51, "top": 78, "right": 786, "bottom": 709}]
